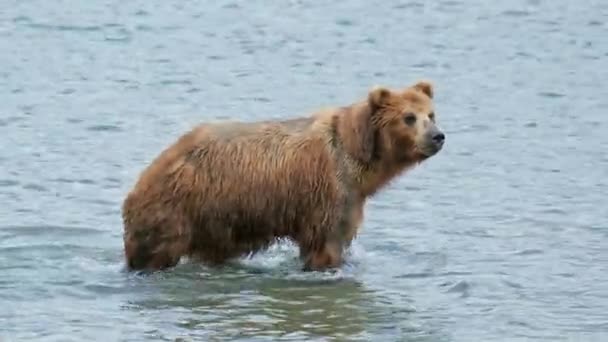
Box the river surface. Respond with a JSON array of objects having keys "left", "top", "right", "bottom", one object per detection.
[{"left": 1, "top": 0, "right": 607, "bottom": 341}]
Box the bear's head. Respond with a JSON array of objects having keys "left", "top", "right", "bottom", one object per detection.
[
  {"left": 368, "top": 81, "right": 444, "bottom": 163},
  {"left": 340, "top": 80, "right": 444, "bottom": 165},
  {"left": 337, "top": 80, "right": 445, "bottom": 195}
]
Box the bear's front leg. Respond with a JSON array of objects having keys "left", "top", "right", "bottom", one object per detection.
[
  {"left": 343, "top": 199, "right": 365, "bottom": 249},
  {"left": 301, "top": 239, "right": 343, "bottom": 272}
]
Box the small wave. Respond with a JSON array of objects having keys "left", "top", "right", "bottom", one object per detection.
[
  {"left": 524, "top": 122, "right": 538, "bottom": 128},
  {"left": 86, "top": 124, "right": 123, "bottom": 132},
  {"left": 0, "top": 243, "right": 103, "bottom": 254},
  {"left": 13, "top": 16, "right": 102, "bottom": 32},
  {"left": 394, "top": 2, "right": 423, "bottom": 9},
  {"left": 66, "top": 117, "right": 84, "bottom": 124},
  {"left": 502, "top": 280, "right": 524, "bottom": 289},
  {"left": 395, "top": 272, "right": 434, "bottom": 279},
  {"left": 22, "top": 183, "right": 48, "bottom": 192},
  {"left": 83, "top": 283, "right": 131, "bottom": 296},
  {"left": 538, "top": 91, "right": 565, "bottom": 99},
  {"left": 0, "top": 116, "right": 26, "bottom": 127},
  {"left": 50, "top": 177, "right": 96, "bottom": 185},
  {"left": 512, "top": 249, "right": 544, "bottom": 256},
  {"left": 0, "top": 179, "right": 20, "bottom": 187},
  {"left": 501, "top": 9, "right": 531, "bottom": 17},
  {"left": 159, "top": 79, "right": 193, "bottom": 86},
  {"left": 446, "top": 280, "right": 471, "bottom": 298},
  {"left": 439, "top": 271, "right": 473, "bottom": 277},
  {"left": 335, "top": 19, "right": 355, "bottom": 27},
  {"left": 0, "top": 224, "right": 106, "bottom": 238}
]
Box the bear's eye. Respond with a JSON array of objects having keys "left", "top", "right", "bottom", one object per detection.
[
  {"left": 429, "top": 112, "right": 435, "bottom": 122},
  {"left": 404, "top": 114, "right": 417, "bottom": 126}
]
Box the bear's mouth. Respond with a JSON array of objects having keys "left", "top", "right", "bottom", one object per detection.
[{"left": 415, "top": 142, "right": 443, "bottom": 157}]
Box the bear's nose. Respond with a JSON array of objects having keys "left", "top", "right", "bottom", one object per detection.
[{"left": 432, "top": 132, "right": 445, "bottom": 144}]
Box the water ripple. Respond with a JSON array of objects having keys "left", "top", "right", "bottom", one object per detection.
[
  {"left": 0, "top": 224, "right": 106, "bottom": 238},
  {"left": 86, "top": 124, "right": 123, "bottom": 132},
  {"left": 0, "top": 179, "right": 20, "bottom": 187}
]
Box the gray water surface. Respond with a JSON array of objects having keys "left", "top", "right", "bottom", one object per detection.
[{"left": 1, "top": 1, "right": 607, "bottom": 341}]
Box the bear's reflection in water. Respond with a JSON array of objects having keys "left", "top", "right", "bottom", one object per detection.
[{"left": 123, "top": 247, "right": 424, "bottom": 340}]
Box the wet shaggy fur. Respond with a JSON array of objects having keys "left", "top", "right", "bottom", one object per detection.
[{"left": 121, "top": 80, "right": 445, "bottom": 272}]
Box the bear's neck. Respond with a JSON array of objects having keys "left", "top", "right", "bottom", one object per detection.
[{"left": 355, "top": 157, "right": 420, "bottom": 198}]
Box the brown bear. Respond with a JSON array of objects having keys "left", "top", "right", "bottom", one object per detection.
[{"left": 121, "top": 80, "right": 445, "bottom": 272}]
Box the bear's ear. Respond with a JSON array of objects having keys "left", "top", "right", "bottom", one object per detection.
[
  {"left": 413, "top": 81, "right": 434, "bottom": 99},
  {"left": 368, "top": 86, "right": 391, "bottom": 110}
]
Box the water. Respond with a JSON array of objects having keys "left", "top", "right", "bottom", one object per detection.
[{"left": 1, "top": 0, "right": 607, "bottom": 340}]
